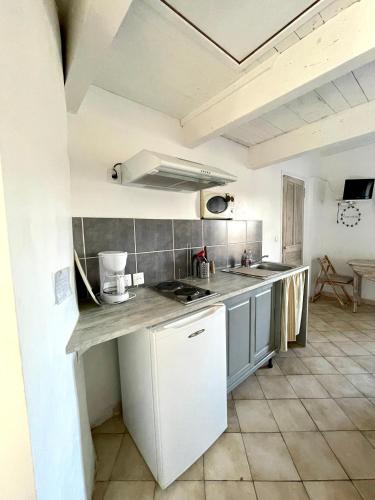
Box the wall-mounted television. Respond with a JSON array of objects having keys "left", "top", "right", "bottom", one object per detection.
[{"left": 343, "top": 179, "right": 374, "bottom": 200}]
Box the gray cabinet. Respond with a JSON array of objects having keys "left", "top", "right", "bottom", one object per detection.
[{"left": 225, "top": 282, "right": 280, "bottom": 392}]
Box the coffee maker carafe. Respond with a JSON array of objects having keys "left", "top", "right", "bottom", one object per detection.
[{"left": 98, "top": 251, "right": 129, "bottom": 304}]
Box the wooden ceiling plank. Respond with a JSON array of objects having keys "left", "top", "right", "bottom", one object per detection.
[
  {"left": 286, "top": 91, "right": 334, "bottom": 123},
  {"left": 262, "top": 106, "right": 307, "bottom": 132},
  {"left": 274, "top": 32, "right": 300, "bottom": 53},
  {"left": 295, "top": 13, "right": 324, "bottom": 39},
  {"left": 182, "top": 0, "right": 375, "bottom": 146},
  {"left": 333, "top": 72, "right": 368, "bottom": 106},
  {"left": 64, "top": 0, "right": 133, "bottom": 113},
  {"left": 320, "top": 0, "right": 359, "bottom": 21},
  {"left": 353, "top": 61, "right": 375, "bottom": 101},
  {"left": 315, "top": 81, "right": 350, "bottom": 112},
  {"left": 248, "top": 99, "right": 375, "bottom": 169}
]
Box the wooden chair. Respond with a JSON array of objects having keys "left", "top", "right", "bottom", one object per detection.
[{"left": 312, "top": 255, "right": 353, "bottom": 307}]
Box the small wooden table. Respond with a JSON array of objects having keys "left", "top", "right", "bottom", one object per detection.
[{"left": 347, "top": 259, "right": 375, "bottom": 312}]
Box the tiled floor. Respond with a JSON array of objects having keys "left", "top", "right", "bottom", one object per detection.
[{"left": 92, "top": 297, "right": 375, "bottom": 499}]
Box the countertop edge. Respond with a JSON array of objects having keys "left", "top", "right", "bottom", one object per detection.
[{"left": 66, "top": 265, "right": 309, "bottom": 354}]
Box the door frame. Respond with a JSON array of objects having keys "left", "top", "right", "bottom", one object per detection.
[{"left": 281, "top": 174, "right": 305, "bottom": 264}]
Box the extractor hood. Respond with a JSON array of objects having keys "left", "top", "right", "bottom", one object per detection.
[{"left": 118, "top": 150, "right": 237, "bottom": 192}]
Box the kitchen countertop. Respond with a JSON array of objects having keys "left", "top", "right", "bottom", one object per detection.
[{"left": 66, "top": 265, "right": 309, "bottom": 354}]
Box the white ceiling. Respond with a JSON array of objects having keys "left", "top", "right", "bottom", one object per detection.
[
  {"left": 224, "top": 60, "right": 375, "bottom": 147},
  {"left": 94, "top": 0, "right": 356, "bottom": 119},
  {"left": 163, "top": 0, "right": 314, "bottom": 62}
]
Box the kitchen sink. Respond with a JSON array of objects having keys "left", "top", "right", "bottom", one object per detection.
[
  {"left": 222, "top": 261, "right": 295, "bottom": 279},
  {"left": 251, "top": 262, "right": 294, "bottom": 271}
]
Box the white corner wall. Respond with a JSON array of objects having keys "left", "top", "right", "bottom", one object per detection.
[
  {"left": 318, "top": 144, "right": 375, "bottom": 300},
  {"left": 0, "top": 1, "right": 94, "bottom": 499},
  {"left": 0, "top": 158, "right": 36, "bottom": 499}
]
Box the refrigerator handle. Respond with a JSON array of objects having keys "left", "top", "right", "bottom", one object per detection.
[{"left": 154, "top": 303, "right": 224, "bottom": 331}]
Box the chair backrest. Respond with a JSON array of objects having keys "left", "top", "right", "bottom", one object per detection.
[{"left": 317, "top": 255, "right": 337, "bottom": 277}]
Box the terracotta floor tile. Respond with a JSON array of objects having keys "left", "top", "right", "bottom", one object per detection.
[
  {"left": 235, "top": 400, "right": 278, "bottom": 432},
  {"left": 346, "top": 374, "right": 375, "bottom": 397},
  {"left": 334, "top": 342, "right": 371, "bottom": 356},
  {"left": 301, "top": 398, "right": 355, "bottom": 431},
  {"left": 301, "top": 357, "right": 338, "bottom": 374},
  {"left": 105, "top": 481, "right": 155, "bottom": 500},
  {"left": 353, "top": 480, "right": 375, "bottom": 500},
  {"left": 204, "top": 433, "right": 251, "bottom": 481},
  {"left": 154, "top": 481, "right": 204, "bottom": 500},
  {"left": 303, "top": 481, "right": 362, "bottom": 499},
  {"left": 352, "top": 356, "right": 375, "bottom": 373},
  {"left": 178, "top": 457, "right": 203, "bottom": 480},
  {"left": 315, "top": 375, "right": 362, "bottom": 398},
  {"left": 287, "top": 375, "right": 329, "bottom": 398},
  {"left": 258, "top": 376, "right": 297, "bottom": 399},
  {"left": 268, "top": 399, "right": 316, "bottom": 431},
  {"left": 226, "top": 400, "right": 240, "bottom": 433},
  {"left": 205, "top": 481, "right": 256, "bottom": 500},
  {"left": 277, "top": 357, "right": 310, "bottom": 375},
  {"left": 93, "top": 434, "right": 123, "bottom": 481},
  {"left": 323, "top": 431, "right": 375, "bottom": 479},
  {"left": 283, "top": 431, "right": 347, "bottom": 480},
  {"left": 325, "top": 357, "right": 367, "bottom": 374},
  {"left": 255, "top": 481, "right": 309, "bottom": 500},
  {"left": 313, "top": 342, "right": 346, "bottom": 357},
  {"left": 92, "top": 415, "right": 127, "bottom": 435},
  {"left": 111, "top": 434, "right": 153, "bottom": 480},
  {"left": 232, "top": 375, "right": 264, "bottom": 399},
  {"left": 243, "top": 433, "right": 299, "bottom": 481},
  {"left": 336, "top": 398, "right": 375, "bottom": 430}
]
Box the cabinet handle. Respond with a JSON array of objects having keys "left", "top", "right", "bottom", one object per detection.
[{"left": 188, "top": 329, "right": 205, "bottom": 338}]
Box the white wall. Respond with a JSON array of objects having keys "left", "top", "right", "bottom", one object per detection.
[
  {"left": 0, "top": 1, "right": 94, "bottom": 499},
  {"left": 318, "top": 144, "right": 375, "bottom": 300},
  {"left": 69, "top": 86, "right": 252, "bottom": 220},
  {"left": 0, "top": 157, "right": 36, "bottom": 499}
]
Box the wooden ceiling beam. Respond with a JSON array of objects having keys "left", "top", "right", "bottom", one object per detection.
[
  {"left": 182, "top": 0, "right": 375, "bottom": 146},
  {"left": 64, "top": 0, "right": 133, "bottom": 113},
  {"left": 247, "top": 100, "right": 375, "bottom": 169}
]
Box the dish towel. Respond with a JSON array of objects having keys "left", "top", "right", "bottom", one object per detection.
[{"left": 280, "top": 272, "right": 305, "bottom": 352}]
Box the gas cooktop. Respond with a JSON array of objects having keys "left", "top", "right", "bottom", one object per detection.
[{"left": 154, "top": 280, "right": 220, "bottom": 305}]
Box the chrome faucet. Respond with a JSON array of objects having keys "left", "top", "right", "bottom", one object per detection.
[{"left": 251, "top": 255, "right": 269, "bottom": 266}]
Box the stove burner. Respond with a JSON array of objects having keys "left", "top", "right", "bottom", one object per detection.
[
  {"left": 156, "top": 281, "right": 183, "bottom": 293},
  {"left": 154, "top": 280, "right": 219, "bottom": 305},
  {"left": 174, "top": 287, "right": 199, "bottom": 297}
]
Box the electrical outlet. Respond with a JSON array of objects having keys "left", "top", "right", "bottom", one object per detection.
[
  {"left": 124, "top": 274, "right": 132, "bottom": 287},
  {"left": 133, "top": 272, "right": 144, "bottom": 286},
  {"left": 107, "top": 165, "right": 122, "bottom": 184}
]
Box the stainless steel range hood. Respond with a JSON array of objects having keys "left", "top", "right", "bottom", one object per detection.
[{"left": 119, "top": 150, "right": 237, "bottom": 192}]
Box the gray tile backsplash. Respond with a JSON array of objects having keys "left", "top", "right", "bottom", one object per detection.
[
  {"left": 83, "top": 218, "right": 135, "bottom": 257},
  {"left": 135, "top": 219, "right": 173, "bottom": 252},
  {"left": 72, "top": 217, "right": 263, "bottom": 298},
  {"left": 137, "top": 251, "right": 174, "bottom": 285},
  {"left": 203, "top": 220, "right": 227, "bottom": 246}
]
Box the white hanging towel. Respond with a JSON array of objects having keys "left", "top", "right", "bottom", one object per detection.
[{"left": 280, "top": 272, "right": 305, "bottom": 352}]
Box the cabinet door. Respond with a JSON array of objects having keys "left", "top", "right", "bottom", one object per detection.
[
  {"left": 226, "top": 293, "right": 252, "bottom": 384},
  {"left": 252, "top": 284, "right": 275, "bottom": 364}
]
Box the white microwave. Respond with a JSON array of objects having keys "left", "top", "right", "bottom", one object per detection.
[{"left": 200, "top": 191, "right": 234, "bottom": 219}]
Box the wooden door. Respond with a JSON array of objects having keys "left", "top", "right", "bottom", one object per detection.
[{"left": 282, "top": 175, "right": 304, "bottom": 265}]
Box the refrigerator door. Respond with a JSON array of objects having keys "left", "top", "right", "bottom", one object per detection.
[{"left": 151, "top": 304, "right": 227, "bottom": 488}]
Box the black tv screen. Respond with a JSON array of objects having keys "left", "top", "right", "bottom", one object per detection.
[{"left": 343, "top": 179, "right": 374, "bottom": 200}]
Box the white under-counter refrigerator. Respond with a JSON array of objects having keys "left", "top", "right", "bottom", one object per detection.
[{"left": 118, "top": 303, "right": 227, "bottom": 489}]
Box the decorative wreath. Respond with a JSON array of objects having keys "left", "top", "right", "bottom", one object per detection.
[{"left": 337, "top": 202, "right": 362, "bottom": 227}]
